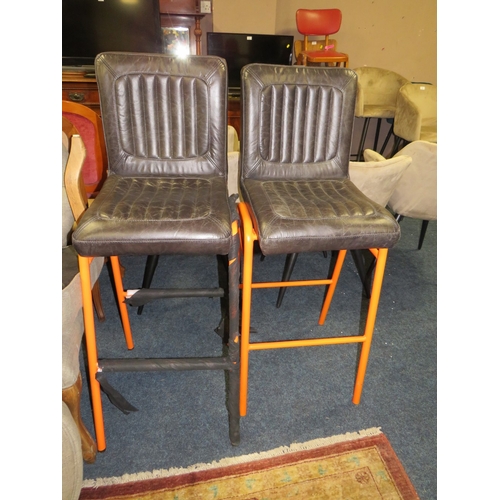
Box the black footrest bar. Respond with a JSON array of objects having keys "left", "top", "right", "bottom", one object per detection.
[
  {"left": 125, "top": 287, "right": 224, "bottom": 307},
  {"left": 99, "top": 357, "right": 234, "bottom": 372}
]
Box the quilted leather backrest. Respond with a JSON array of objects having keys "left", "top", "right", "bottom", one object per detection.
[
  {"left": 240, "top": 64, "right": 357, "bottom": 181},
  {"left": 95, "top": 52, "right": 228, "bottom": 178}
]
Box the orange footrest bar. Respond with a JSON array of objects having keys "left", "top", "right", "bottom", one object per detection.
[{"left": 237, "top": 201, "right": 389, "bottom": 417}]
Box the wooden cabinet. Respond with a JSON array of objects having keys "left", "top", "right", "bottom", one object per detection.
[
  {"left": 228, "top": 98, "right": 241, "bottom": 139},
  {"left": 62, "top": 71, "right": 100, "bottom": 114}
]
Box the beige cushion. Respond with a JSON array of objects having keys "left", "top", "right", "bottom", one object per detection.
[
  {"left": 227, "top": 151, "right": 239, "bottom": 197},
  {"left": 362, "top": 149, "right": 386, "bottom": 162},
  {"left": 348, "top": 151, "right": 412, "bottom": 207},
  {"left": 227, "top": 125, "right": 240, "bottom": 198},
  {"left": 388, "top": 141, "right": 437, "bottom": 220},
  {"left": 228, "top": 125, "right": 240, "bottom": 153}
]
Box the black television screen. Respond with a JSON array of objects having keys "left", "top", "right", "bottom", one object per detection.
[
  {"left": 62, "top": 0, "right": 163, "bottom": 68},
  {"left": 207, "top": 32, "right": 294, "bottom": 95}
]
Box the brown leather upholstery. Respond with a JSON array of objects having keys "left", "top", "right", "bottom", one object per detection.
[
  {"left": 237, "top": 64, "right": 402, "bottom": 416},
  {"left": 72, "top": 53, "right": 240, "bottom": 449},
  {"left": 239, "top": 64, "right": 401, "bottom": 256},
  {"left": 73, "top": 53, "right": 231, "bottom": 257}
]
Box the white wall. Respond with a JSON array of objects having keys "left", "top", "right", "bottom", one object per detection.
[
  {"left": 214, "top": 0, "right": 437, "bottom": 84},
  {"left": 212, "top": 0, "right": 437, "bottom": 155},
  {"left": 212, "top": 0, "right": 276, "bottom": 34}
]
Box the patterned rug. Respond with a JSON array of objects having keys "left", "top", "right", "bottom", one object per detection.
[{"left": 79, "top": 428, "right": 419, "bottom": 499}]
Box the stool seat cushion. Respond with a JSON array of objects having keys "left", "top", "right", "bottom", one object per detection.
[
  {"left": 243, "top": 178, "right": 400, "bottom": 255},
  {"left": 348, "top": 154, "right": 412, "bottom": 207},
  {"left": 72, "top": 175, "right": 232, "bottom": 257}
]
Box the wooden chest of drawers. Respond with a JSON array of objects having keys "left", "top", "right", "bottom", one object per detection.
[{"left": 62, "top": 71, "right": 100, "bottom": 114}]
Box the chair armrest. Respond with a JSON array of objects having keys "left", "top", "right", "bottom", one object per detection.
[
  {"left": 394, "top": 92, "right": 421, "bottom": 142},
  {"left": 354, "top": 80, "right": 364, "bottom": 116}
]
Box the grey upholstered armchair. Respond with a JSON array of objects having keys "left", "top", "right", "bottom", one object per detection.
[{"left": 62, "top": 127, "right": 104, "bottom": 499}]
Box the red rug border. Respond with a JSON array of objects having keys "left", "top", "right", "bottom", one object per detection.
[{"left": 79, "top": 433, "right": 419, "bottom": 499}]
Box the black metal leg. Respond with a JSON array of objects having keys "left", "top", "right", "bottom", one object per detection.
[
  {"left": 137, "top": 255, "right": 159, "bottom": 315},
  {"left": 390, "top": 137, "right": 402, "bottom": 157},
  {"left": 276, "top": 253, "right": 299, "bottom": 308},
  {"left": 226, "top": 200, "right": 240, "bottom": 445},
  {"left": 350, "top": 249, "right": 373, "bottom": 299},
  {"left": 215, "top": 254, "right": 229, "bottom": 341},
  {"left": 418, "top": 220, "right": 430, "bottom": 250},
  {"left": 356, "top": 118, "right": 371, "bottom": 161},
  {"left": 380, "top": 120, "right": 394, "bottom": 156},
  {"left": 373, "top": 118, "right": 382, "bottom": 152}
]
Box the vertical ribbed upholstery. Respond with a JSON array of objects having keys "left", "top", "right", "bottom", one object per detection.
[
  {"left": 241, "top": 65, "right": 354, "bottom": 183},
  {"left": 96, "top": 53, "right": 227, "bottom": 178},
  {"left": 239, "top": 64, "right": 400, "bottom": 256}
]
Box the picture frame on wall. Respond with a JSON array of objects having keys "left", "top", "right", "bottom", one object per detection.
[{"left": 161, "top": 26, "right": 191, "bottom": 56}]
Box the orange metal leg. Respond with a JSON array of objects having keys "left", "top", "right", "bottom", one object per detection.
[
  {"left": 78, "top": 254, "right": 136, "bottom": 452},
  {"left": 238, "top": 202, "right": 257, "bottom": 417},
  {"left": 78, "top": 255, "right": 106, "bottom": 451},
  {"left": 352, "top": 247, "right": 388, "bottom": 404},
  {"left": 109, "top": 256, "right": 134, "bottom": 350},
  {"left": 238, "top": 201, "right": 390, "bottom": 413},
  {"left": 318, "top": 249, "right": 347, "bottom": 325}
]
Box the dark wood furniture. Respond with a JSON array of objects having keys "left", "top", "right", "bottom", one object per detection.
[
  {"left": 228, "top": 98, "right": 241, "bottom": 139},
  {"left": 62, "top": 71, "right": 100, "bottom": 114},
  {"left": 159, "top": 0, "right": 204, "bottom": 55},
  {"left": 62, "top": 1, "right": 242, "bottom": 136}
]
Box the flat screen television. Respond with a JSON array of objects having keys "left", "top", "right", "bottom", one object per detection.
[
  {"left": 207, "top": 32, "right": 294, "bottom": 96},
  {"left": 62, "top": 0, "right": 163, "bottom": 70}
]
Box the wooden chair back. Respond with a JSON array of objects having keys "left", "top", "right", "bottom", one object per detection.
[
  {"left": 62, "top": 116, "right": 88, "bottom": 223},
  {"left": 62, "top": 100, "right": 107, "bottom": 198}
]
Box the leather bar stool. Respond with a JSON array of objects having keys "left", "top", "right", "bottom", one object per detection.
[
  {"left": 72, "top": 53, "right": 241, "bottom": 450},
  {"left": 237, "top": 64, "right": 401, "bottom": 417}
]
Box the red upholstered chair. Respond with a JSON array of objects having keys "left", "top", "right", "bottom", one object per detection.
[
  {"left": 62, "top": 101, "right": 107, "bottom": 198},
  {"left": 295, "top": 8, "right": 349, "bottom": 67}
]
